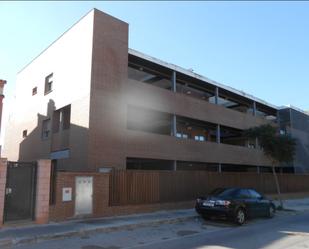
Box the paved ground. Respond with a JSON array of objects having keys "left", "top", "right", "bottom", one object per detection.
[
  {"left": 9, "top": 210, "right": 309, "bottom": 249},
  {"left": 0, "top": 209, "right": 196, "bottom": 247},
  {"left": 134, "top": 211, "right": 309, "bottom": 249},
  {"left": 1, "top": 197, "right": 309, "bottom": 248},
  {"left": 278, "top": 197, "right": 309, "bottom": 212}
]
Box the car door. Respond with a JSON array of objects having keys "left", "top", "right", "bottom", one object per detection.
[
  {"left": 248, "top": 189, "right": 269, "bottom": 216},
  {"left": 235, "top": 189, "right": 256, "bottom": 218}
]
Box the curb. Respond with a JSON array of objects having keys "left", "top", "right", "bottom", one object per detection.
[{"left": 0, "top": 215, "right": 198, "bottom": 248}]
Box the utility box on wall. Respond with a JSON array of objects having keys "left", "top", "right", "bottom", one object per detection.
[{"left": 62, "top": 187, "right": 72, "bottom": 202}]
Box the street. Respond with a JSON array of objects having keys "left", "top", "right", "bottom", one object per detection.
[{"left": 12, "top": 210, "right": 309, "bottom": 249}]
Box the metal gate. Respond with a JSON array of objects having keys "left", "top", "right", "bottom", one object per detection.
[{"left": 3, "top": 161, "right": 37, "bottom": 223}]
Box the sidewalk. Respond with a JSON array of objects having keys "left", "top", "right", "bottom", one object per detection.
[
  {"left": 274, "top": 198, "right": 309, "bottom": 212},
  {"left": 0, "top": 209, "right": 197, "bottom": 248},
  {"left": 1, "top": 197, "right": 309, "bottom": 248}
]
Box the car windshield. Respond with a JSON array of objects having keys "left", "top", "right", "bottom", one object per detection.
[{"left": 209, "top": 188, "right": 238, "bottom": 198}]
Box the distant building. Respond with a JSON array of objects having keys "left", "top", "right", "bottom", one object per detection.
[
  {"left": 3, "top": 9, "right": 307, "bottom": 173},
  {"left": 278, "top": 107, "right": 309, "bottom": 173}
]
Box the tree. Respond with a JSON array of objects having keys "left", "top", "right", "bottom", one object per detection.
[{"left": 244, "top": 124, "right": 296, "bottom": 209}]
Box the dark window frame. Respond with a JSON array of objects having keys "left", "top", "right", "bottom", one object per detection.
[
  {"left": 42, "top": 118, "right": 51, "bottom": 140},
  {"left": 44, "top": 73, "right": 53, "bottom": 95},
  {"left": 32, "top": 87, "right": 37, "bottom": 96}
]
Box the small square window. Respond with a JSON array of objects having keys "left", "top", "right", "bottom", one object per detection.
[
  {"left": 32, "top": 87, "right": 37, "bottom": 96},
  {"left": 44, "top": 73, "right": 53, "bottom": 95},
  {"left": 22, "top": 130, "right": 27, "bottom": 138}
]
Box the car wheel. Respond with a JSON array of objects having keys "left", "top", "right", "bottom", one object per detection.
[
  {"left": 234, "top": 208, "right": 246, "bottom": 225},
  {"left": 267, "top": 204, "right": 276, "bottom": 218}
]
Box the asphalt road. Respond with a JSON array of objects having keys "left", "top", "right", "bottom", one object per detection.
[
  {"left": 13, "top": 211, "right": 309, "bottom": 249},
  {"left": 132, "top": 211, "right": 309, "bottom": 249}
]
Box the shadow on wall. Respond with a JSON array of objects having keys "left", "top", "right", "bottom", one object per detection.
[{"left": 18, "top": 99, "right": 90, "bottom": 171}]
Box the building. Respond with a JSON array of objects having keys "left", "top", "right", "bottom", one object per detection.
[
  {"left": 278, "top": 107, "right": 309, "bottom": 173},
  {"left": 3, "top": 9, "right": 306, "bottom": 173}
]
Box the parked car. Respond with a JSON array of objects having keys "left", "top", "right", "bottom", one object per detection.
[{"left": 195, "top": 187, "right": 276, "bottom": 225}]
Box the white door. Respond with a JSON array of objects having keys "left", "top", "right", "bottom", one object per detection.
[{"left": 75, "top": 176, "right": 93, "bottom": 216}]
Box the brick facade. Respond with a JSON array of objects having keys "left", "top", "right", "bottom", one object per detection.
[
  {"left": 35, "top": 160, "right": 51, "bottom": 224},
  {"left": 49, "top": 171, "right": 193, "bottom": 221}
]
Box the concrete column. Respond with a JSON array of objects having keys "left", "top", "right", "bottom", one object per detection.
[
  {"left": 171, "top": 71, "right": 176, "bottom": 92},
  {"left": 253, "top": 101, "right": 257, "bottom": 116},
  {"left": 215, "top": 87, "right": 219, "bottom": 105},
  {"left": 35, "top": 159, "right": 51, "bottom": 224},
  {"left": 218, "top": 163, "right": 222, "bottom": 173},
  {"left": 255, "top": 137, "right": 259, "bottom": 149},
  {"left": 276, "top": 110, "right": 280, "bottom": 125},
  {"left": 173, "top": 160, "right": 177, "bottom": 171},
  {"left": 216, "top": 124, "right": 221, "bottom": 143},
  {"left": 0, "top": 158, "right": 7, "bottom": 227},
  {"left": 171, "top": 114, "right": 177, "bottom": 136}
]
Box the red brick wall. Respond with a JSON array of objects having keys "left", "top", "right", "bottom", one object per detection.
[
  {"left": 35, "top": 160, "right": 51, "bottom": 224},
  {"left": 49, "top": 172, "right": 110, "bottom": 221},
  {"left": 49, "top": 171, "right": 193, "bottom": 221}
]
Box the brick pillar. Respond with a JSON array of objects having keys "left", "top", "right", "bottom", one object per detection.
[
  {"left": 0, "top": 158, "right": 7, "bottom": 227},
  {"left": 35, "top": 159, "right": 51, "bottom": 224}
]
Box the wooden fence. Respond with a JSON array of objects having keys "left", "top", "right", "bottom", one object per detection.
[{"left": 109, "top": 170, "right": 309, "bottom": 206}]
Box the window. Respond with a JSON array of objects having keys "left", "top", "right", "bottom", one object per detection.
[
  {"left": 22, "top": 130, "right": 27, "bottom": 138},
  {"left": 62, "top": 105, "right": 71, "bottom": 130},
  {"left": 44, "top": 73, "right": 53, "bottom": 95},
  {"left": 194, "top": 135, "right": 205, "bottom": 141},
  {"left": 42, "top": 119, "right": 51, "bottom": 139},
  {"left": 32, "top": 87, "right": 37, "bottom": 96},
  {"left": 176, "top": 133, "right": 189, "bottom": 139},
  {"left": 52, "top": 105, "right": 71, "bottom": 133},
  {"left": 235, "top": 189, "right": 251, "bottom": 199},
  {"left": 248, "top": 189, "right": 262, "bottom": 199},
  {"left": 52, "top": 110, "right": 60, "bottom": 133}
]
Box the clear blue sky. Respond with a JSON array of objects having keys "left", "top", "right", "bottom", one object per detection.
[{"left": 1, "top": 1, "right": 309, "bottom": 127}]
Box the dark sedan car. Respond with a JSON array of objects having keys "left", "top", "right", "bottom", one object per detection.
[{"left": 195, "top": 187, "right": 276, "bottom": 225}]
